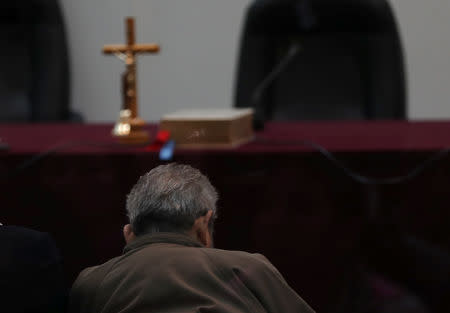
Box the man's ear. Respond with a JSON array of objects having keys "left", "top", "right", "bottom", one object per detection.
[
  {"left": 123, "top": 224, "right": 136, "bottom": 244},
  {"left": 192, "top": 210, "right": 213, "bottom": 248}
]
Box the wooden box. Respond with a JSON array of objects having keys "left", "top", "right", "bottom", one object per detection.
[{"left": 159, "top": 108, "right": 254, "bottom": 148}]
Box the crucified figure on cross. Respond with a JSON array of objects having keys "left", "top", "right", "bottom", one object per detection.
[{"left": 103, "top": 17, "right": 160, "bottom": 144}]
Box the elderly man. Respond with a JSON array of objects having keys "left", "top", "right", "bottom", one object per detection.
[{"left": 69, "top": 163, "right": 314, "bottom": 313}]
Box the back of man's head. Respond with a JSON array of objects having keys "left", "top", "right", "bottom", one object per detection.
[{"left": 126, "top": 163, "right": 218, "bottom": 236}]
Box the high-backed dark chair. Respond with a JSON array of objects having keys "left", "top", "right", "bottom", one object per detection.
[
  {"left": 234, "top": 0, "right": 406, "bottom": 125},
  {"left": 0, "top": 0, "right": 80, "bottom": 122}
]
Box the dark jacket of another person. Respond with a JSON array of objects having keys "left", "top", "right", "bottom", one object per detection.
[{"left": 0, "top": 225, "right": 66, "bottom": 313}]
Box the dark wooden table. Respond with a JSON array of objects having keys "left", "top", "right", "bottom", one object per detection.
[{"left": 1, "top": 121, "right": 449, "bottom": 313}]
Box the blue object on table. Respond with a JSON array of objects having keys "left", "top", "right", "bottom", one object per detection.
[{"left": 159, "top": 140, "right": 175, "bottom": 161}]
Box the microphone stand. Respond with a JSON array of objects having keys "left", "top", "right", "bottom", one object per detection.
[
  {"left": 0, "top": 138, "right": 9, "bottom": 151},
  {"left": 251, "top": 43, "right": 302, "bottom": 130}
]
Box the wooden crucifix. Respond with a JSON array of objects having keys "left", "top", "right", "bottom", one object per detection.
[{"left": 103, "top": 17, "right": 160, "bottom": 144}]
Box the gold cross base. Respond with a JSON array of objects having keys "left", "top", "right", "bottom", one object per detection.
[{"left": 112, "top": 109, "right": 150, "bottom": 145}]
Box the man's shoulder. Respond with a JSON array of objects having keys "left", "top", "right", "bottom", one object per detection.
[
  {"left": 204, "top": 247, "right": 267, "bottom": 262},
  {"left": 0, "top": 225, "right": 49, "bottom": 241},
  {"left": 72, "top": 245, "right": 276, "bottom": 290},
  {"left": 0, "top": 225, "right": 60, "bottom": 268},
  {"left": 72, "top": 255, "right": 122, "bottom": 292},
  {"left": 83, "top": 255, "right": 121, "bottom": 276},
  {"left": 201, "top": 247, "right": 276, "bottom": 272}
]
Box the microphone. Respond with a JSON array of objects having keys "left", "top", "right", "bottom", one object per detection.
[
  {"left": 251, "top": 43, "right": 302, "bottom": 130},
  {"left": 0, "top": 139, "right": 8, "bottom": 152}
]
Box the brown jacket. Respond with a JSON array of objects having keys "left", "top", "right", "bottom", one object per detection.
[{"left": 69, "top": 232, "right": 315, "bottom": 313}]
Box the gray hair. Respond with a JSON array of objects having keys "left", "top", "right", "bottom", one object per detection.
[{"left": 126, "top": 163, "right": 218, "bottom": 236}]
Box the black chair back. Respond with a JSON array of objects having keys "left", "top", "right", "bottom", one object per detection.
[
  {"left": 235, "top": 0, "right": 406, "bottom": 123},
  {"left": 0, "top": 0, "right": 79, "bottom": 122}
]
